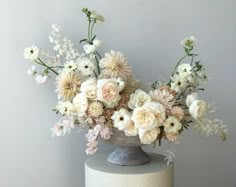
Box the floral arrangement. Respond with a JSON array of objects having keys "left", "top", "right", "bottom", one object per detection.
[{"left": 24, "top": 8, "right": 228, "bottom": 162}]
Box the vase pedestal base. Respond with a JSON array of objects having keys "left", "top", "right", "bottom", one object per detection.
[
  {"left": 85, "top": 153, "right": 174, "bottom": 187},
  {"left": 107, "top": 146, "right": 150, "bottom": 166}
]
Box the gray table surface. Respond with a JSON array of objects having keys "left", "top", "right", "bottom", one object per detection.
[{"left": 85, "top": 153, "right": 174, "bottom": 174}]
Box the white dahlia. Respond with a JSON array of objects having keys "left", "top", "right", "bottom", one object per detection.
[{"left": 99, "top": 50, "right": 133, "bottom": 80}]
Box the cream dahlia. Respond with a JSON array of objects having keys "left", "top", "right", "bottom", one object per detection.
[
  {"left": 149, "top": 89, "right": 175, "bottom": 112},
  {"left": 171, "top": 106, "right": 185, "bottom": 121},
  {"left": 88, "top": 101, "right": 104, "bottom": 118},
  {"left": 56, "top": 72, "right": 82, "bottom": 101},
  {"left": 99, "top": 50, "right": 133, "bottom": 80}
]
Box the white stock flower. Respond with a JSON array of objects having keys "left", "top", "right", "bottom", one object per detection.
[
  {"left": 72, "top": 93, "right": 88, "bottom": 116},
  {"left": 80, "top": 79, "right": 97, "bottom": 99},
  {"left": 163, "top": 116, "right": 182, "bottom": 135},
  {"left": 35, "top": 74, "right": 48, "bottom": 85},
  {"left": 24, "top": 45, "right": 39, "bottom": 61},
  {"left": 27, "top": 66, "right": 37, "bottom": 75},
  {"left": 139, "top": 128, "right": 160, "bottom": 144},
  {"left": 186, "top": 92, "right": 198, "bottom": 107},
  {"left": 77, "top": 58, "right": 95, "bottom": 76},
  {"left": 189, "top": 100, "right": 207, "bottom": 119},
  {"left": 97, "top": 79, "right": 121, "bottom": 108},
  {"left": 128, "top": 89, "right": 151, "bottom": 109},
  {"left": 91, "top": 11, "right": 104, "bottom": 23},
  {"left": 83, "top": 39, "right": 103, "bottom": 54},
  {"left": 56, "top": 101, "right": 76, "bottom": 115},
  {"left": 63, "top": 60, "right": 78, "bottom": 73},
  {"left": 111, "top": 108, "right": 132, "bottom": 130}
]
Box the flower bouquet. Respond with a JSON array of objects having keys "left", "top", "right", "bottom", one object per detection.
[{"left": 24, "top": 8, "right": 228, "bottom": 165}]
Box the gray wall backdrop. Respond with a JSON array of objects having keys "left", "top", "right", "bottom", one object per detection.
[{"left": 1, "top": 0, "right": 236, "bottom": 187}]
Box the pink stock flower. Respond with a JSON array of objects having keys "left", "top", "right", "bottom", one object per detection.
[
  {"left": 100, "top": 127, "right": 113, "bottom": 140},
  {"left": 85, "top": 147, "right": 98, "bottom": 155}
]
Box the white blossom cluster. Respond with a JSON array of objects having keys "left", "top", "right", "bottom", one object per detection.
[{"left": 49, "top": 24, "right": 82, "bottom": 60}]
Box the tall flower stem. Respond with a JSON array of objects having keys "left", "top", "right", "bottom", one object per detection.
[
  {"left": 171, "top": 54, "right": 188, "bottom": 76},
  {"left": 94, "top": 52, "right": 100, "bottom": 74},
  {"left": 36, "top": 58, "right": 59, "bottom": 75}
]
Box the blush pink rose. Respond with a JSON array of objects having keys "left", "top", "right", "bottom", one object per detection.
[{"left": 97, "top": 79, "right": 120, "bottom": 108}]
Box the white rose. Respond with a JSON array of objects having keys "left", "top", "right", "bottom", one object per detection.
[
  {"left": 143, "top": 102, "right": 166, "bottom": 125},
  {"left": 72, "top": 93, "right": 88, "bottom": 116},
  {"left": 189, "top": 100, "right": 207, "bottom": 119},
  {"left": 80, "top": 79, "right": 97, "bottom": 99},
  {"left": 97, "top": 79, "right": 121, "bottom": 108},
  {"left": 139, "top": 128, "right": 160, "bottom": 144},
  {"left": 124, "top": 121, "right": 138, "bottom": 136},
  {"left": 128, "top": 89, "right": 151, "bottom": 109},
  {"left": 111, "top": 108, "right": 132, "bottom": 130},
  {"left": 132, "top": 104, "right": 157, "bottom": 130},
  {"left": 186, "top": 92, "right": 198, "bottom": 107}
]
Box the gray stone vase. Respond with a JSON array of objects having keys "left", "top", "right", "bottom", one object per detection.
[{"left": 105, "top": 128, "right": 150, "bottom": 166}]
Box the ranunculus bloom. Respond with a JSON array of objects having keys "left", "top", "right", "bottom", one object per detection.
[
  {"left": 132, "top": 102, "right": 166, "bottom": 130},
  {"left": 132, "top": 105, "right": 157, "bottom": 130},
  {"left": 124, "top": 121, "right": 138, "bottom": 136},
  {"left": 128, "top": 89, "right": 151, "bottom": 109},
  {"left": 189, "top": 100, "right": 207, "bottom": 119},
  {"left": 80, "top": 79, "right": 97, "bottom": 99},
  {"left": 97, "top": 79, "right": 120, "bottom": 108},
  {"left": 72, "top": 93, "right": 88, "bottom": 116},
  {"left": 186, "top": 92, "right": 198, "bottom": 107},
  {"left": 139, "top": 127, "right": 160, "bottom": 144}
]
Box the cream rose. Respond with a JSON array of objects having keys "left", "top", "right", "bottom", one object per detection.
[
  {"left": 189, "top": 100, "right": 207, "bottom": 119},
  {"left": 72, "top": 93, "right": 88, "bottom": 116},
  {"left": 128, "top": 89, "right": 151, "bottom": 109},
  {"left": 124, "top": 121, "right": 139, "bottom": 136},
  {"left": 139, "top": 127, "right": 160, "bottom": 144},
  {"left": 97, "top": 79, "right": 120, "bottom": 108},
  {"left": 80, "top": 79, "right": 97, "bottom": 99},
  {"left": 132, "top": 104, "right": 157, "bottom": 130},
  {"left": 144, "top": 102, "right": 166, "bottom": 125}
]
